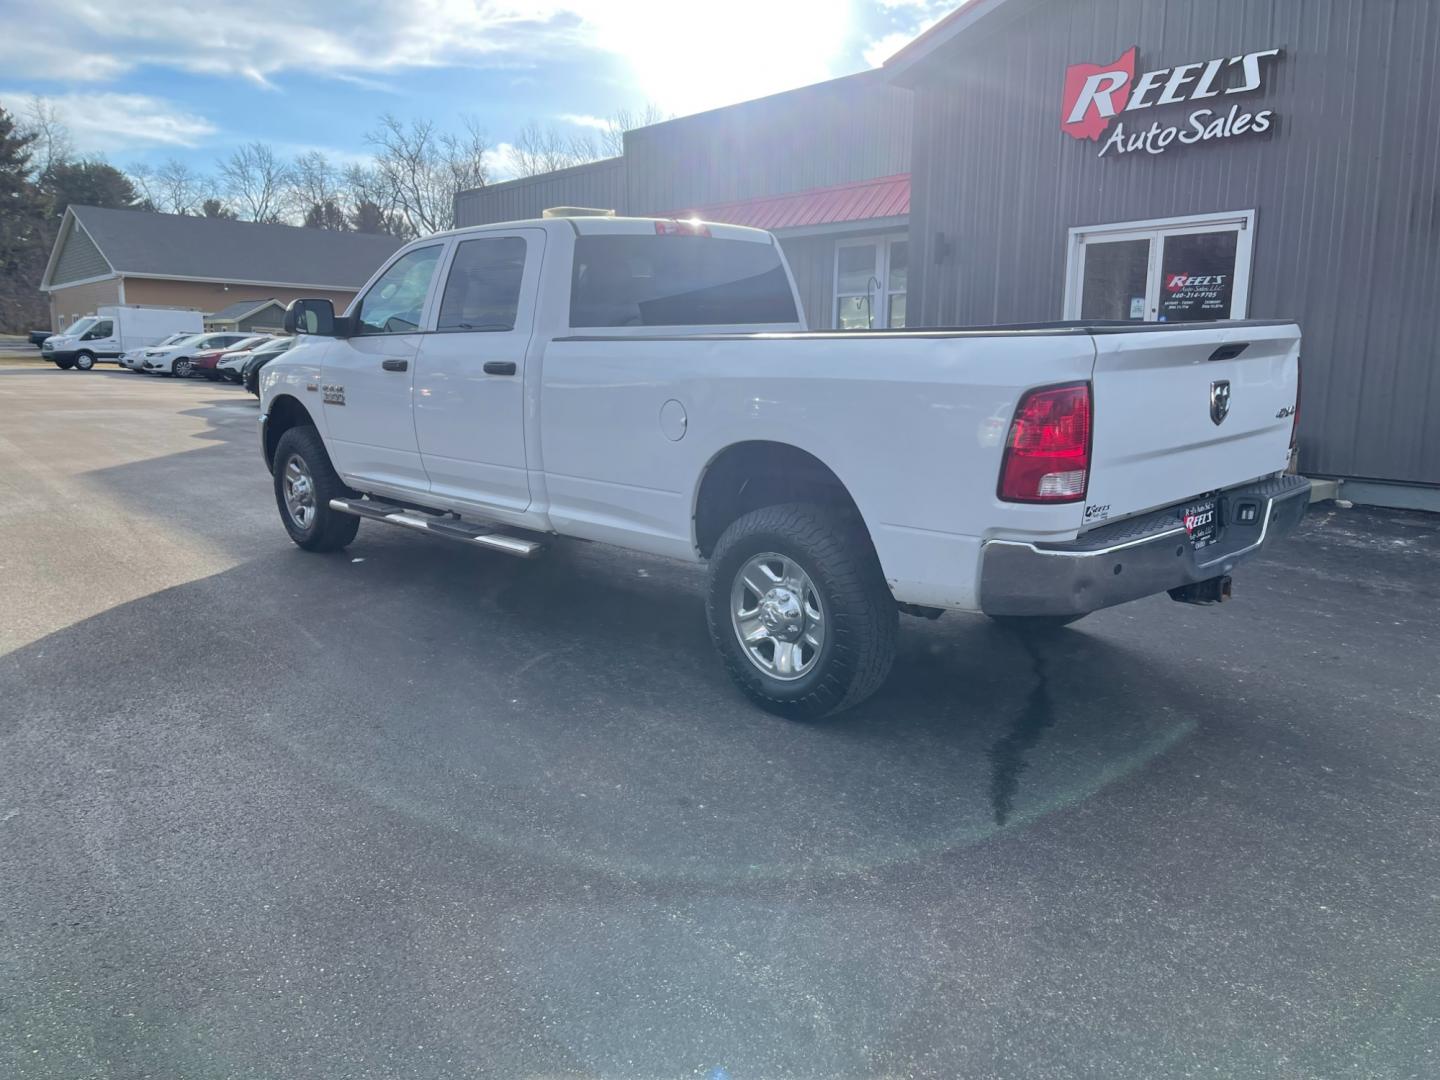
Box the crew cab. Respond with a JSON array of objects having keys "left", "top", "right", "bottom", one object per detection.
[{"left": 258, "top": 213, "right": 1307, "bottom": 718}]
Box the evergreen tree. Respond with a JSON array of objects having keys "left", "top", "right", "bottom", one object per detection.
[
  {"left": 303, "top": 199, "right": 349, "bottom": 231},
  {"left": 201, "top": 198, "right": 236, "bottom": 220},
  {"left": 0, "top": 105, "right": 50, "bottom": 331},
  {"left": 40, "top": 159, "right": 139, "bottom": 220}
]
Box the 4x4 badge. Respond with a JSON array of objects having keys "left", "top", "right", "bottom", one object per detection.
[{"left": 1210, "top": 379, "right": 1231, "bottom": 425}]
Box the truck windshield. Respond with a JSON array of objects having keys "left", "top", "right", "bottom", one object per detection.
[
  {"left": 62, "top": 317, "right": 97, "bottom": 336},
  {"left": 570, "top": 235, "right": 798, "bottom": 327}
]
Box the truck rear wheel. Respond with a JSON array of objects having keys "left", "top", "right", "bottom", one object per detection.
[
  {"left": 272, "top": 426, "right": 360, "bottom": 552},
  {"left": 706, "top": 503, "right": 896, "bottom": 720},
  {"left": 74, "top": 351, "right": 95, "bottom": 371}
]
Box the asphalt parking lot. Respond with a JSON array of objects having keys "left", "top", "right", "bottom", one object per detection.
[{"left": 2, "top": 358, "right": 1438, "bottom": 1080}]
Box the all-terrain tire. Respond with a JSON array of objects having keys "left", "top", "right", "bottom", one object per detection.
[
  {"left": 272, "top": 425, "right": 360, "bottom": 552},
  {"left": 706, "top": 503, "right": 897, "bottom": 720}
]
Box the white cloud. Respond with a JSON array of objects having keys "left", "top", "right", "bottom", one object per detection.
[
  {"left": 864, "top": 31, "right": 917, "bottom": 68},
  {"left": 559, "top": 113, "right": 610, "bottom": 130},
  {"left": 0, "top": 90, "right": 217, "bottom": 153},
  {"left": 0, "top": 1, "right": 856, "bottom": 120},
  {"left": 483, "top": 142, "right": 518, "bottom": 183},
  {"left": 863, "top": 1, "right": 952, "bottom": 69}
]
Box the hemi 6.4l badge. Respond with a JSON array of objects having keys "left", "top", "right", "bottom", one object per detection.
[
  {"left": 1210, "top": 379, "right": 1231, "bottom": 426},
  {"left": 322, "top": 384, "right": 346, "bottom": 406}
]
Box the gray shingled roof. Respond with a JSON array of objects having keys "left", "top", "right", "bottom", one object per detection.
[
  {"left": 209, "top": 298, "right": 283, "bottom": 321},
  {"left": 66, "top": 205, "right": 406, "bottom": 289}
]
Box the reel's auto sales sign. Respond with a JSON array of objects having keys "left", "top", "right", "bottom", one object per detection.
[{"left": 1061, "top": 46, "right": 1282, "bottom": 158}]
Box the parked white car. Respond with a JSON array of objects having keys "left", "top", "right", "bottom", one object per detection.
[
  {"left": 43, "top": 307, "right": 203, "bottom": 370},
  {"left": 259, "top": 214, "right": 1307, "bottom": 717},
  {"left": 121, "top": 332, "right": 192, "bottom": 371},
  {"left": 136, "top": 333, "right": 252, "bottom": 377}
]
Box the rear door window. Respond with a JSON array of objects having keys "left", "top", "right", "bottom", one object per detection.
[{"left": 569, "top": 234, "right": 798, "bottom": 327}]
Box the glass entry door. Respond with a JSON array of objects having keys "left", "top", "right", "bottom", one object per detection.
[
  {"left": 834, "top": 235, "right": 907, "bottom": 329},
  {"left": 1065, "top": 211, "right": 1254, "bottom": 323}
]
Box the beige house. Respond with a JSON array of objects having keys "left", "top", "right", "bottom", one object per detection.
[{"left": 40, "top": 205, "right": 406, "bottom": 331}]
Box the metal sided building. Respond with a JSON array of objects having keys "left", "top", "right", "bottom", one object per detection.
[
  {"left": 454, "top": 71, "right": 915, "bottom": 333},
  {"left": 455, "top": 0, "right": 1439, "bottom": 505},
  {"left": 886, "top": 0, "right": 1439, "bottom": 506}
]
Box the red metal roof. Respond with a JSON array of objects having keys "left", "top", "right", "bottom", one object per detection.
[{"left": 663, "top": 173, "right": 910, "bottom": 232}]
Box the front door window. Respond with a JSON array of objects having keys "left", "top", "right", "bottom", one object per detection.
[
  {"left": 1066, "top": 211, "right": 1254, "bottom": 323},
  {"left": 356, "top": 246, "right": 443, "bottom": 335}
]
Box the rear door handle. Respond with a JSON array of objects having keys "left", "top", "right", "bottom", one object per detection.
[
  {"left": 381, "top": 358, "right": 409, "bottom": 372},
  {"left": 483, "top": 361, "right": 517, "bottom": 376}
]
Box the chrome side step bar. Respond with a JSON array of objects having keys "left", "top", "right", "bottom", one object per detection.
[{"left": 328, "top": 499, "right": 543, "bottom": 558}]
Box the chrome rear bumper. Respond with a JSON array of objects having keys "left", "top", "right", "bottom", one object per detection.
[{"left": 978, "top": 475, "right": 1311, "bottom": 618}]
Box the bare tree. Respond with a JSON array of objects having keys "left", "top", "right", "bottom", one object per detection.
[
  {"left": 290, "top": 150, "right": 341, "bottom": 212},
  {"left": 597, "top": 104, "right": 668, "bottom": 158},
  {"left": 367, "top": 114, "right": 490, "bottom": 235},
  {"left": 22, "top": 96, "right": 74, "bottom": 180},
  {"left": 129, "top": 158, "right": 213, "bottom": 215},
  {"left": 218, "top": 142, "right": 292, "bottom": 223},
  {"left": 508, "top": 121, "right": 600, "bottom": 178}
]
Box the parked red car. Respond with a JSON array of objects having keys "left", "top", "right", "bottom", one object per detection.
[{"left": 190, "top": 334, "right": 271, "bottom": 380}]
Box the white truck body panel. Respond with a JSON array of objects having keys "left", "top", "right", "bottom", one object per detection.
[
  {"left": 262, "top": 217, "right": 1302, "bottom": 614},
  {"left": 1086, "top": 324, "right": 1300, "bottom": 524}
]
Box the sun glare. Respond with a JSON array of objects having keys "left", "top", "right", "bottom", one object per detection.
[{"left": 575, "top": 0, "right": 852, "bottom": 117}]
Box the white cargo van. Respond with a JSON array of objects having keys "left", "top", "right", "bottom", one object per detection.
[{"left": 43, "top": 307, "right": 204, "bottom": 370}]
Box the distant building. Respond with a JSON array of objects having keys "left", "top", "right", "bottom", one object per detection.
[
  {"left": 205, "top": 299, "right": 288, "bottom": 334},
  {"left": 40, "top": 205, "right": 405, "bottom": 332}
]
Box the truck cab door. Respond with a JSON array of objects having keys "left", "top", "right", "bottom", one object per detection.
[
  {"left": 84, "top": 318, "right": 118, "bottom": 358},
  {"left": 320, "top": 243, "right": 445, "bottom": 493},
  {"left": 413, "top": 229, "right": 543, "bottom": 513}
]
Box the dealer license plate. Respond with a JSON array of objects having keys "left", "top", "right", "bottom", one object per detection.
[{"left": 1181, "top": 499, "right": 1218, "bottom": 549}]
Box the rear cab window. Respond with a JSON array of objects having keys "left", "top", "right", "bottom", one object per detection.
[{"left": 569, "top": 233, "right": 798, "bottom": 328}]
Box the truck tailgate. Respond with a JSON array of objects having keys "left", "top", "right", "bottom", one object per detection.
[{"left": 1085, "top": 323, "right": 1300, "bottom": 524}]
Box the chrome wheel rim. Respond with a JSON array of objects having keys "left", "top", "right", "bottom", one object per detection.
[
  {"left": 730, "top": 552, "right": 825, "bottom": 681},
  {"left": 174, "top": 360, "right": 190, "bottom": 377},
  {"left": 282, "top": 454, "right": 317, "bottom": 531}
]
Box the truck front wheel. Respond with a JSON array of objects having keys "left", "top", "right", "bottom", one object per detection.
[
  {"left": 74, "top": 351, "right": 95, "bottom": 371},
  {"left": 706, "top": 503, "right": 897, "bottom": 720},
  {"left": 272, "top": 426, "right": 360, "bottom": 552}
]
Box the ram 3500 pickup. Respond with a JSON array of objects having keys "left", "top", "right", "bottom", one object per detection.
[{"left": 258, "top": 213, "right": 1307, "bottom": 718}]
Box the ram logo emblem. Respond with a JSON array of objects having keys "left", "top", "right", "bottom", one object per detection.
[{"left": 1210, "top": 380, "right": 1231, "bottom": 426}]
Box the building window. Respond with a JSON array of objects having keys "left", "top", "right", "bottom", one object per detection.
[
  {"left": 834, "top": 235, "right": 907, "bottom": 330},
  {"left": 1064, "top": 211, "right": 1256, "bottom": 323}
]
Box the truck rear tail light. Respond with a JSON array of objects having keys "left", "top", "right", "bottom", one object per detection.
[
  {"left": 998, "top": 382, "right": 1092, "bottom": 503},
  {"left": 655, "top": 219, "right": 710, "bottom": 237}
]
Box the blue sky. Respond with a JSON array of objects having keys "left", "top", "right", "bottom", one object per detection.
[{"left": 0, "top": 0, "right": 951, "bottom": 181}]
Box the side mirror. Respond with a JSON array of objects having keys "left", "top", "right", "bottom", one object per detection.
[{"left": 284, "top": 298, "right": 347, "bottom": 337}]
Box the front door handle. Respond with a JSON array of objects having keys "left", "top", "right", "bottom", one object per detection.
[
  {"left": 381, "top": 358, "right": 409, "bottom": 372},
  {"left": 483, "top": 360, "right": 517, "bottom": 376}
]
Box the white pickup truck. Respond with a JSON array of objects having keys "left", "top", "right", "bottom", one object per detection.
[{"left": 258, "top": 213, "right": 1307, "bottom": 717}]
